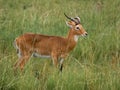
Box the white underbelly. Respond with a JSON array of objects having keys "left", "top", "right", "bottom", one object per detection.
[{"left": 32, "top": 52, "right": 51, "bottom": 58}]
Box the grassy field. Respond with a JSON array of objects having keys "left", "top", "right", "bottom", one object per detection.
[{"left": 0, "top": 0, "right": 120, "bottom": 90}]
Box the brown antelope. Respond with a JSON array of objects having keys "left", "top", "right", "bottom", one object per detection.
[{"left": 13, "top": 13, "right": 88, "bottom": 72}]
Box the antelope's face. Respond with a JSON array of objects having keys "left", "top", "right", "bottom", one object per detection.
[
  {"left": 65, "top": 13, "right": 88, "bottom": 37},
  {"left": 67, "top": 21, "right": 88, "bottom": 37}
]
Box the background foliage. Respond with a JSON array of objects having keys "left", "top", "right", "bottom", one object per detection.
[{"left": 0, "top": 0, "right": 120, "bottom": 90}]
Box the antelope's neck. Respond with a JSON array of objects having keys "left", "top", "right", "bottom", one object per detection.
[
  {"left": 67, "top": 29, "right": 79, "bottom": 42},
  {"left": 66, "top": 29, "right": 78, "bottom": 52}
]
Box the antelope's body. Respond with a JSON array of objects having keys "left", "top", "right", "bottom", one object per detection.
[{"left": 14, "top": 14, "right": 87, "bottom": 71}]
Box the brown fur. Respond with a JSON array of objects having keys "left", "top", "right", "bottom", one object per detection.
[{"left": 14, "top": 21, "right": 87, "bottom": 71}]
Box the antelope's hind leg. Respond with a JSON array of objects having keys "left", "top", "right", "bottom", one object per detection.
[
  {"left": 19, "top": 55, "right": 31, "bottom": 71},
  {"left": 14, "top": 48, "right": 22, "bottom": 70},
  {"left": 14, "top": 48, "right": 32, "bottom": 71}
]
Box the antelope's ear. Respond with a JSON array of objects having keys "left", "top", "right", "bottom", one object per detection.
[{"left": 66, "top": 21, "right": 73, "bottom": 28}]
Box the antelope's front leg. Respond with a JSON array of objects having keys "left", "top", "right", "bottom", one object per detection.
[
  {"left": 59, "top": 53, "right": 68, "bottom": 72},
  {"left": 51, "top": 53, "right": 59, "bottom": 68},
  {"left": 59, "top": 58, "right": 64, "bottom": 72}
]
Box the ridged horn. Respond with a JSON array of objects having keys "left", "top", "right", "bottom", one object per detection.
[
  {"left": 74, "top": 17, "right": 81, "bottom": 24},
  {"left": 64, "top": 13, "right": 74, "bottom": 21},
  {"left": 64, "top": 13, "right": 78, "bottom": 24}
]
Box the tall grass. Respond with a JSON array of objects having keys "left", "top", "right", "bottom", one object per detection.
[{"left": 0, "top": 0, "right": 120, "bottom": 90}]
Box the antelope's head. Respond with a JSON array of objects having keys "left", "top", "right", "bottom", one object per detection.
[{"left": 65, "top": 13, "right": 88, "bottom": 37}]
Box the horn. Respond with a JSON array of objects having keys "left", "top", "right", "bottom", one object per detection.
[
  {"left": 64, "top": 13, "right": 74, "bottom": 21},
  {"left": 75, "top": 17, "right": 80, "bottom": 22},
  {"left": 74, "top": 17, "right": 81, "bottom": 24},
  {"left": 64, "top": 13, "right": 78, "bottom": 24}
]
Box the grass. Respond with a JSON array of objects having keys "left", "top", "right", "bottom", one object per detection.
[{"left": 0, "top": 0, "right": 120, "bottom": 90}]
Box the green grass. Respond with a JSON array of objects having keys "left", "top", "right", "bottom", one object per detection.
[{"left": 0, "top": 0, "right": 120, "bottom": 90}]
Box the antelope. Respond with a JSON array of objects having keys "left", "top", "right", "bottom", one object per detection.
[{"left": 13, "top": 13, "right": 88, "bottom": 72}]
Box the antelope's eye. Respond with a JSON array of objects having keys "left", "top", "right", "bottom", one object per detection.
[{"left": 75, "top": 26, "right": 80, "bottom": 30}]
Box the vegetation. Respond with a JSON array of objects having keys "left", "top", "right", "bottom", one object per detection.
[{"left": 0, "top": 0, "right": 120, "bottom": 90}]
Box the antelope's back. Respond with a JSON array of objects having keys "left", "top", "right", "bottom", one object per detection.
[{"left": 15, "top": 33, "right": 67, "bottom": 53}]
